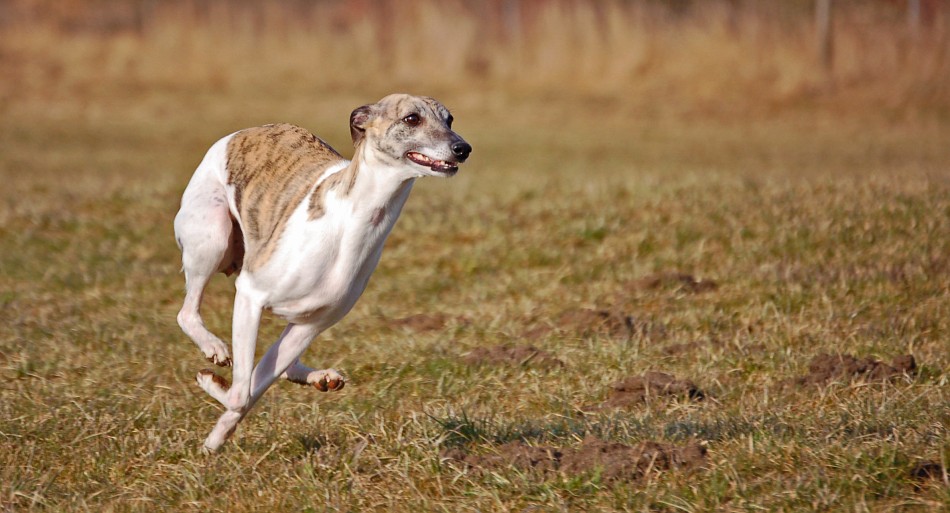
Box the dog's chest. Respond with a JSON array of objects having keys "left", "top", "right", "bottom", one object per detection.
[{"left": 251, "top": 183, "right": 412, "bottom": 324}]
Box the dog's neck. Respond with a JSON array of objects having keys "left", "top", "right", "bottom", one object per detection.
[{"left": 344, "top": 142, "right": 416, "bottom": 223}]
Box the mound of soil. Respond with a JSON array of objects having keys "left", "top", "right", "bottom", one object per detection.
[
  {"left": 443, "top": 436, "right": 706, "bottom": 483},
  {"left": 627, "top": 272, "right": 718, "bottom": 294},
  {"left": 462, "top": 344, "right": 564, "bottom": 369},
  {"left": 556, "top": 308, "right": 634, "bottom": 337},
  {"left": 791, "top": 353, "right": 917, "bottom": 386},
  {"left": 389, "top": 313, "right": 467, "bottom": 333},
  {"left": 521, "top": 324, "right": 554, "bottom": 340},
  {"left": 588, "top": 372, "right": 704, "bottom": 411},
  {"left": 561, "top": 438, "right": 707, "bottom": 483}
]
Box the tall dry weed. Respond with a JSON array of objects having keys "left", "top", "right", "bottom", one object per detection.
[{"left": 0, "top": 0, "right": 947, "bottom": 116}]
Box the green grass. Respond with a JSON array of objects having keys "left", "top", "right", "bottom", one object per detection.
[{"left": 1, "top": 84, "right": 949, "bottom": 511}]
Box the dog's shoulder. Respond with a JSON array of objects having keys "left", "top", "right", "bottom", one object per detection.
[
  {"left": 225, "top": 123, "right": 343, "bottom": 192},
  {"left": 224, "top": 123, "right": 347, "bottom": 270}
]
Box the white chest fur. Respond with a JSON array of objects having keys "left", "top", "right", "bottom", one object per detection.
[{"left": 236, "top": 165, "right": 415, "bottom": 326}]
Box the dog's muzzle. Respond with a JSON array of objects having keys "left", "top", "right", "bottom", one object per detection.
[
  {"left": 406, "top": 138, "right": 471, "bottom": 174},
  {"left": 406, "top": 152, "right": 462, "bottom": 173}
]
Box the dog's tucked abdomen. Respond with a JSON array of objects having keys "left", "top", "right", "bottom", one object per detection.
[{"left": 225, "top": 123, "right": 352, "bottom": 271}]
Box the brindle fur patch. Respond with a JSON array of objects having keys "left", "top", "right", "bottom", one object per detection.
[
  {"left": 225, "top": 123, "right": 351, "bottom": 271},
  {"left": 308, "top": 159, "right": 358, "bottom": 219}
]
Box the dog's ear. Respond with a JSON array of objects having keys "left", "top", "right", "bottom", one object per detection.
[{"left": 349, "top": 104, "right": 376, "bottom": 147}]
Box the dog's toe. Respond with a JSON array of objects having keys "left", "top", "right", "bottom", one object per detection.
[
  {"left": 314, "top": 371, "right": 346, "bottom": 392},
  {"left": 327, "top": 377, "right": 345, "bottom": 391},
  {"left": 206, "top": 353, "right": 232, "bottom": 367},
  {"left": 314, "top": 377, "right": 330, "bottom": 392}
]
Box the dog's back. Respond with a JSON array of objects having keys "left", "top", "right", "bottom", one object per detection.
[{"left": 225, "top": 123, "right": 348, "bottom": 271}]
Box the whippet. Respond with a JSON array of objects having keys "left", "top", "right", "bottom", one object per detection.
[{"left": 173, "top": 94, "right": 471, "bottom": 452}]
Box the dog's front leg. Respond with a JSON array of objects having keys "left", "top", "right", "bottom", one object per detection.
[
  {"left": 202, "top": 290, "right": 262, "bottom": 452},
  {"left": 245, "top": 323, "right": 321, "bottom": 409}
]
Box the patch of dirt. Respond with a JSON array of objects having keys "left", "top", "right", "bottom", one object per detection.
[
  {"left": 461, "top": 344, "right": 564, "bottom": 369},
  {"left": 790, "top": 353, "right": 917, "bottom": 386},
  {"left": 626, "top": 272, "right": 718, "bottom": 294},
  {"left": 556, "top": 308, "right": 634, "bottom": 337},
  {"left": 443, "top": 436, "right": 706, "bottom": 483},
  {"left": 521, "top": 325, "right": 554, "bottom": 340},
  {"left": 590, "top": 372, "right": 705, "bottom": 410},
  {"left": 389, "top": 313, "right": 468, "bottom": 333},
  {"left": 561, "top": 438, "right": 707, "bottom": 483}
]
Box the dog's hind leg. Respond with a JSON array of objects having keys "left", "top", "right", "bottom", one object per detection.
[
  {"left": 174, "top": 168, "right": 239, "bottom": 367},
  {"left": 177, "top": 265, "right": 233, "bottom": 366},
  {"left": 202, "top": 289, "right": 262, "bottom": 452}
]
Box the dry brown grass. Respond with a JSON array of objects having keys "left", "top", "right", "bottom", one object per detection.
[{"left": 1, "top": 1, "right": 949, "bottom": 511}]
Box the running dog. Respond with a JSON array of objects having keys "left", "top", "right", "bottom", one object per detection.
[{"left": 173, "top": 94, "right": 471, "bottom": 451}]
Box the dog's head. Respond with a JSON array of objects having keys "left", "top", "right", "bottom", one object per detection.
[{"left": 350, "top": 94, "right": 471, "bottom": 177}]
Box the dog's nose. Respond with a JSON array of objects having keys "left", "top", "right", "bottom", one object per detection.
[{"left": 451, "top": 141, "right": 472, "bottom": 161}]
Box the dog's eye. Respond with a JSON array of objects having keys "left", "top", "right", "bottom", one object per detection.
[
  {"left": 403, "top": 114, "right": 422, "bottom": 127},
  {"left": 446, "top": 115, "right": 454, "bottom": 128}
]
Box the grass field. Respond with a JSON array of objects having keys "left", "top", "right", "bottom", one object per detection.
[{"left": 1, "top": 2, "right": 949, "bottom": 511}]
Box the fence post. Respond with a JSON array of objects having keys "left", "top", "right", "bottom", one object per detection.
[
  {"left": 502, "top": 0, "right": 522, "bottom": 41},
  {"left": 908, "top": 0, "right": 921, "bottom": 38},
  {"left": 816, "top": 0, "right": 834, "bottom": 73}
]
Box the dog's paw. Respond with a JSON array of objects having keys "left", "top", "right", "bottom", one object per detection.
[
  {"left": 312, "top": 369, "right": 346, "bottom": 392},
  {"left": 203, "top": 343, "right": 232, "bottom": 367},
  {"left": 207, "top": 354, "right": 232, "bottom": 367},
  {"left": 283, "top": 366, "right": 346, "bottom": 391},
  {"left": 197, "top": 368, "right": 229, "bottom": 388},
  {"left": 197, "top": 368, "right": 230, "bottom": 405},
  {"left": 202, "top": 426, "right": 235, "bottom": 454}
]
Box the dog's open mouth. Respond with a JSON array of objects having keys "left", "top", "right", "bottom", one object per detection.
[{"left": 406, "top": 152, "right": 459, "bottom": 173}]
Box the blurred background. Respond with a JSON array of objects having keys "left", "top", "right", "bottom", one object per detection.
[
  {"left": 2, "top": 0, "right": 947, "bottom": 120},
  {"left": 1, "top": 0, "right": 947, "bottom": 201},
  {"left": 1, "top": 0, "right": 947, "bottom": 251}
]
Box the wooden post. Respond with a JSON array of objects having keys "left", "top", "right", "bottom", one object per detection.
[
  {"left": 816, "top": 0, "right": 834, "bottom": 73},
  {"left": 502, "top": 0, "right": 522, "bottom": 42},
  {"left": 908, "top": 0, "right": 921, "bottom": 38}
]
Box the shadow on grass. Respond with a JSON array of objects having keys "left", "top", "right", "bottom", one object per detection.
[
  {"left": 429, "top": 409, "right": 801, "bottom": 450},
  {"left": 428, "top": 409, "right": 587, "bottom": 449}
]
